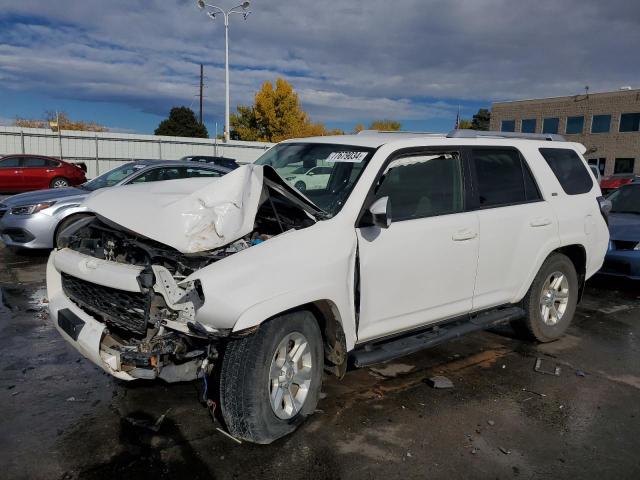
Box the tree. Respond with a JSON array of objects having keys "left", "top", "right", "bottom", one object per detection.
[
  {"left": 231, "top": 78, "right": 336, "bottom": 142},
  {"left": 458, "top": 119, "right": 473, "bottom": 129},
  {"left": 14, "top": 112, "right": 108, "bottom": 132},
  {"left": 155, "top": 107, "right": 208, "bottom": 138},
  {"left": 368, "top": 119, "right": 402, "bottom": 131},
  {"left": 471, "top": 108, "right": 491, "bottom": 131}
]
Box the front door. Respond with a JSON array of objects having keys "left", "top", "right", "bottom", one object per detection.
[
  {"left": 0, "top": 156, "right": 24, "bottom": 192},
  {"left": 356, "top": 150, "right": 479, "bottom": 342}
]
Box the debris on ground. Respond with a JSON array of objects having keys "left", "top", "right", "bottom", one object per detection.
[
  {"left": 425, "top": 375, "right": 454, "bottom": 389},
  {"left": 487, "top": 420, "right": 495, "bottom": 426},
  {"left": 124, "top": 409, "right": 170, "bottom": 433},
  {"left": 576, "top": 370, "right": 588, "bottom": 377},
  {"left": 471, "top": 448, "right": 479, "bottom": 455},
  {"left": 534, "top": 358, "right": 561, "bottom": 376},
  {"left": 499, "top": 447, "right": 512, "bottom": 455},
  {"left": 216, "top": 427, "right": 242, "bottom": 444},
  {"left": 65, "top": 396, "right": 87, "bottom": 402},
  {"left": 522, "top": 387, "right": 546, "bottom": 397}
]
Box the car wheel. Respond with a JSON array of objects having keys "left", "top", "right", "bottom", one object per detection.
[
  {"left": 294, "top": 181, "right": 306, "bottom": 192},
  {"left": 50, "top": 177, "right": 69, "bottom": 188},
  {"left": 54, "top": 214, "right": 93, "bottom": 248},
  {"left": 219, "top": 310, "right": 324, "bottom": 444},
  {"left": 516, "top": 253, "right": 579, "bottom": 342}
]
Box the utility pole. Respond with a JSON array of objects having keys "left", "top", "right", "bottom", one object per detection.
[{"left": 199, "top": 63, "right": 204, "bottom": 125}]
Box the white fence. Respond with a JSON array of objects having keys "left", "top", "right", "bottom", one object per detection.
[{"left": 0, "top": 126, "right": 274, "bottom": 178}]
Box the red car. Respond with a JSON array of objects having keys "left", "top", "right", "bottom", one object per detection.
[
  {"left": 0, "top": 154, "right": 86, "bottom": 193},
  {"left": 600, "top": 174, "right": 639, "bottom": 194}
]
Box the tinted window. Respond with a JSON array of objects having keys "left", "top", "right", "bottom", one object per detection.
[
  {"left": 501, "top": 120, "right": 515, "bottom": 132},
  {"left": 565, "top": 116, "right": 584, "bottom": 135},
  {"left": 129, "top": 167, "right": 182, "bottom": 183},
  {"left": 521, "top": 119, "right": 536, "bottom": 133},
  {"left": 0, "top": 157, "right": 21, "bottom": 168},
  {"left": 614, "top": 158, "right": 635, "bottom": 174},
  {"left": 542, "top": 118, "right": 559, "bottom": 134},
  {"left": 591, "top": 115, "right": 611, "bottom": 133},
  {"left": 608, "top": 185, "right": 640, "bottom": 214},
  {"left": 23, "top": 157, "right": 57, "bottom": 167},
  {"left": 185, "top": 167, "right": 222, "bottom": 178},
  {"left": 619, "top": 113, "right": 640, "bottom": 132},
  {"left": 473, "top": 149, "right": 540, "bottom": 207},
  {"left": 539, "top": 148, "right": 593, "bottom": 195},
  {"left": 375, "top": 152, "right": 463, "bottom": 221}
]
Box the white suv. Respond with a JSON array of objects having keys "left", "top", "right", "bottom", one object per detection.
[{"left": 47, "top": 129, "right": 609, "bottom": 443}]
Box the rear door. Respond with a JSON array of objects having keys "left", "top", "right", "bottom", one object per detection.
[
  {"left": 0, "top": 156, "right": 24, "bottom": 192},
  {"left": 22, "top": 157, "right": 59, "bottom": 190},
  {"left": 469, "top": 147, "right": 560, "bottom": 311}
]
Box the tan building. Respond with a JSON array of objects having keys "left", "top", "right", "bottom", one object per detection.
[{"left": 491, "top": 88, "right": 640, "bottom": 177}]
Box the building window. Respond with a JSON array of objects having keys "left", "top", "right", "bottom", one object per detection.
[
  {"left": 591, "top": 114, "right": 611, "bottom": 133},
  {"left": 565, "top": 116, "right": 584, "bottom": 135},
  {"left": 588, "top": 158, "right": 606, "bottom": 176},
  {"left": 521, "top": 119, "right": 536, "bottom": 133},
  {"left": 501, "top": 120, "right": 515, "bottom": 132},
  {"left": 542, "top": 118, "right": 559, "bottom": 134},
  {"left": 619, "top": 113, "right": 640, "bottom": 132},
  {"left": 614, "top": 158, "right": 635, "bottom": 174}
]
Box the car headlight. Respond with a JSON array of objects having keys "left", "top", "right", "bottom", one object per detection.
[{"left": 10, "top": 202, "right": 56, "bottom": 215}]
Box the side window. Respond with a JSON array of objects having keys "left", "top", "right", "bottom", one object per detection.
[
  {"left": 472, "top": 149, "right": 541, "bottom": 208},
  {"left": 23, "top": 157, "right": 49, "bottom": 167},
  {"left": 539, "top": 148, "right": 594, "bottom": 195},
  {"left": 129, "top": 168, "right": 182, "bottom": 183},
  {"left": 0, "top": 157, "right": 21, "bottom": 168},
  {"left": 184, "top": 167, "right": 222, "bottom": 178},
  {"left": 375, "top": 152, "right": 464, "bottom": 222}
]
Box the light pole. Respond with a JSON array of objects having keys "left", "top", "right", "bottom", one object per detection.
[{"left": 196, "top": 0, "right": 251, "bottom": 142}]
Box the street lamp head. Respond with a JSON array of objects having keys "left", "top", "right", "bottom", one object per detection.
[
  {"left": 196, "top": 0, "right": 205, "bottom": 9},
  {"left": 241, "top": 1, "right": 250, "bottom": 9}
]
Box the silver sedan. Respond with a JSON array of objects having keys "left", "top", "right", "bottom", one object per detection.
[{"left": 0, "top": 160, "right": 231, "bottom": 249}]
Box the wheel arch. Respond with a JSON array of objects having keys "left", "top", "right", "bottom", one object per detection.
[
  {"left": 52, "top": 211, "right": 93, "bottom": 247},
  {"left": 554, "top": 243, "right": 587, "bottom": 300}
]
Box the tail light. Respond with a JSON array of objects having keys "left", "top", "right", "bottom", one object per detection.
[{"left": 597, "top": 195, "right": 612, "bottom": 225}]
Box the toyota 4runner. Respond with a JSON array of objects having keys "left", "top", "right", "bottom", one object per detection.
[{"left": 47, "top": 129, "right": 610, "bottom": 443}]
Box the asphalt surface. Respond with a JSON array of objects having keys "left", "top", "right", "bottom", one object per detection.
[{"left": 1, "top": 243, "right": 639, "bottom": 480}]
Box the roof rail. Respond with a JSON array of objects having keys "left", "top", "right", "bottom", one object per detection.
[
  {"left": 447, "top": 129, "right": 566, "bottom": 142},
  {"left": 357, "top": 129, "right": 444, "bottom": 136}
]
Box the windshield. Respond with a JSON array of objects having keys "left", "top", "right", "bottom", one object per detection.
[
  {"left": 608, "top": 185, "right": 640, "bottom": 214},
  {"left": 255, "top": 143, "right": 374, "bottom": 216},
  {"left": 83, "top": 163, "right": 146, "bottom": 191}
]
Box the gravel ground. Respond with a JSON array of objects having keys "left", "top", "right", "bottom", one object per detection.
[{"left": 0, "top": 243, "right": 639, "bottom": 480}]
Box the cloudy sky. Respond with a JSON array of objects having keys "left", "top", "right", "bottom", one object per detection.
[{"left": 0, "top": 0, "right": 638, "bottom": 134}]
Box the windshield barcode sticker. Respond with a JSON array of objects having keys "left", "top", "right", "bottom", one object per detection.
[{"left": 326, "top": 151, "right": 368, "bottom": 163}]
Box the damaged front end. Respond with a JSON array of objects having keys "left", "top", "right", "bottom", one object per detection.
[{"left": 48, "top": 165, "right": 322, "bottom": 382}]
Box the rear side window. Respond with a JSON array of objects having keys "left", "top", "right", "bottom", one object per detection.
[
  {"left": 375, "top": 152, "right": 464, "bottom": 221},
  {"left": 23, "top": 157, "right": 57, "bottom": 167},
  {"left": 472, "top": 149, "right": 541, "bottom": 208},
  {"left": 539, "top": 148, "right": 593, "bottom": 195}
]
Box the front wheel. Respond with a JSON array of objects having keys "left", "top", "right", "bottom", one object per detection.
[
  {"left": 516, "top": 253, "right": 579, "bottom": 342},
  {"left": 294, "top": 181, "right": 306, "bottom": 192},
  {"left": 219, "top": 310, "right": 323, "bottom": 444}
]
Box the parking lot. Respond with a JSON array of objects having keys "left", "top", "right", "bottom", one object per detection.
[{"left": 1, "top": 241, "right": 639, "bottom": 480}]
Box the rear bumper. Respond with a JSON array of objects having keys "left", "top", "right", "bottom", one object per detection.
[{"left": 600, "top": 250, "right": 640, "bottom": 280}]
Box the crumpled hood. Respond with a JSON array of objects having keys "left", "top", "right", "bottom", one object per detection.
[
  {"left": 608, "top": 212, "right": 640, "bottom": 241},
  {"left": 84, "top": 165, "right": 266, "bottom": 253}
]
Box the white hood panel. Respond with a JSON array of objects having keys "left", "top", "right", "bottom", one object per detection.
[{"left": 84, "top": 165, "right": 264, "bottom": 253}]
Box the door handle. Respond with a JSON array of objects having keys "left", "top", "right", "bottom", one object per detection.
[
  {"left": 452, "top": 229, "right": 478, "bottom": 241},
  {"left": 530, "top": 218, "right": 552, "bottom": 227},
  {"left": 14, "top": 170, "right": 23, "bottom": 174}
]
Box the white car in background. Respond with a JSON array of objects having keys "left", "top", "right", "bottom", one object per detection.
[{"left": 284, "top": 165, "right": 332, "bottom": 192}]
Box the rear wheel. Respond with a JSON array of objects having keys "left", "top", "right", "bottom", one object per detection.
[
  {"left": 219, "top": 310, "right": 323, "bottom": 444},
  {"left": 50, "top": 177, "right": 69, "bottom": 188},
  {"left": 294, "top": 181, "right": 306, "bottom": 192},
  {"left": 516, "top": 253, "right": 579, "bottom": 342}
]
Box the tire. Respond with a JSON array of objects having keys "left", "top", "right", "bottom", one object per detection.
[
  {"left": 54, "top": 214, "right": 93, "bottom": 248},
  {"left": 50, "top": 177, "right": 69, "bottom": 188},
  {"left": 219, "top": 310, "right": 324, "bottom": 444},
  {"left": 516, "top": 253, "right": 579, "bottom": 342},
  {"left": 294, "top": 181, "right": 306, "bottom": 192}
]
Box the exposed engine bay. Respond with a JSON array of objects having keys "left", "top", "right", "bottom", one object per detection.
[{"left": 53, "top": 166, "right": 321, "bottom": 381}]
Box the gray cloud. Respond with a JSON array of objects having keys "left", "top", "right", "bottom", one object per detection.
[{"left": 0, "top": 0, "right": 638, "bottom": 124}]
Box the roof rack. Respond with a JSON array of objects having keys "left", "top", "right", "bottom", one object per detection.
[
  {"left": 447, "top": 129, "right": 566, "bottom": 142},
  {"left": 357, "top": 130, "right": 444, "bottom": 136}
]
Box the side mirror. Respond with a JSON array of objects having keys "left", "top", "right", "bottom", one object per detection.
[{"left": 359, "top": 196, "right": 392, "bottom": 229}]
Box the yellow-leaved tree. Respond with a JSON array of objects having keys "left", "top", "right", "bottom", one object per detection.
[{"left": 231, "top": 78, "right": 341, "bottom": 142}]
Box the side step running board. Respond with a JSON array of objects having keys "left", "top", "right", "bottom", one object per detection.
[{"left": 351, "top": 306, "right": 525, "bottom": 367}]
